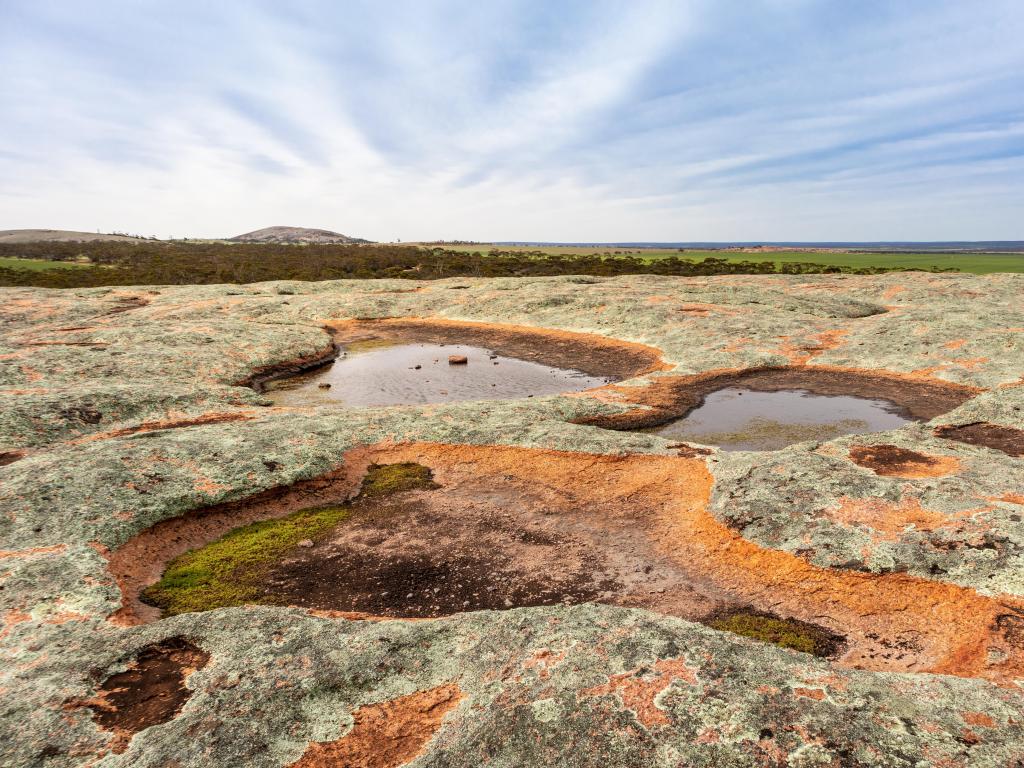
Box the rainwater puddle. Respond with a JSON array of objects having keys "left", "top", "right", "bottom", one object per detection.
[
  {"left": 652, "top": 387, "right": 916, "bottom": 451},
  {"left": 265, "top": 343, "right": 609, "bottom": 407}
]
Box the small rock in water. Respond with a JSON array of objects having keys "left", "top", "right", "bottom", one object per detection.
[
  {"left": 318, "top": 383, "right": 331, "bottom": 390},
  {"left": 414, "top": 364, "right": 422, "bottom": 369},
  {"left": 297, "top": 539, "right": 314, "bottom": 548},
  {"left": 448, "top": 355, "right": 469, "bottom": 365}
]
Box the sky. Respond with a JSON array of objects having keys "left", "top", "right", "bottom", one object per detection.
[{"left": 1, "top": 0, "right": 1022, "bottom": 242}]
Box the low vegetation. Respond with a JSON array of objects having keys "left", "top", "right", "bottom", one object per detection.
[
  {"left": 709, "top": 611, "right": 842, "bottom": 656},
  {"left": 142, "top": 463, "right": 436, "bottom": 615},
  {"left": 0, "top": 241, "right": 976, "bottom": 288}
]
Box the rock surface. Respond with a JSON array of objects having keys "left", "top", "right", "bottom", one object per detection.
[{"left": 1, "top": 272, "right": 1023, "bottom": 766}]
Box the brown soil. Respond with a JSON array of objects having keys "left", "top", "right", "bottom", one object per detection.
[
  {"left": 324, "top": 318, "right": 669, "bottom": 381},
  {"left": 0, "top": 451, "right": 24, "bottom": 466},
  {"left": 289, "top": 683, "right": 462, "bottom": 768},
  {"left": 574, "top": 366, "right": 979, "bottom": 431},
  {"left": 848, "top": 444, "right": 962, "bottom": 478},
  {"left": 73, "top": 637, "right": 209, "bottom": 754},
  {"left": 108, "top": 443, "right": 1024, "bottom": 686},
  {"left": 934, "top": 422, "right": 1024, "bottom": 457},
  {"left": 265, "top": 482, "right": 628, "bottom": 618}
]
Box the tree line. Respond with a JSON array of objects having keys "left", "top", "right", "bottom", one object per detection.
[{"left": 0, "top": 241, "right": 949, "bottom": 289}]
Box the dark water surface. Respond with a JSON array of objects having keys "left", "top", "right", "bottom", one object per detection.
[
  {"left": 652, "top": 387, "right": 916, "bottom": 451},
  {"left": 266, "top": 343, "right": 609, "bottom": 407}
]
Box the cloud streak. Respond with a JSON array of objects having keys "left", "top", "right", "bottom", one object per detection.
[{"left": 0, "top": 0, "right": 1021, "bottom": 240}]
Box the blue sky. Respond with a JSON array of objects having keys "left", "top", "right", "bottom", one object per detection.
[{"left": 1, "top": 0, "right": 1022, "bottom": 241}]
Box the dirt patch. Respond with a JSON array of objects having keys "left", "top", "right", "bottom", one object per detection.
[
  {"left": 74, "top": 637, "right": 209, "bottom": 754},
  {"left": 575, "top": 366, "right": 978, "bottom": 431},
  {"left": 848, "top": 444, "right": 962, "bottom": 478},
  {"left": 289, "top": 683, "right": 462, "bottom": 768},
  {"left": 324, "top": 318, "right": 668, "bottom": 382},
  {"left": 263, "top": 492, "right": 620, "bottom": 618},
  {"left": 934, "top": 422, "right": 1024, "bottom": 457}
]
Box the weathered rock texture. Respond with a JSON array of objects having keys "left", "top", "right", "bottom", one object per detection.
[{"left": 2, "top": 273, "right": 1023, "bottom": 766}]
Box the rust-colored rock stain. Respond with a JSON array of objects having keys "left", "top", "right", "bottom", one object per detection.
[{"left": 288, "top": 684, "right": 463, "bottom": 768}]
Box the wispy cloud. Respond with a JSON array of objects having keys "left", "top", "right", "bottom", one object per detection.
[{"left": 1, "top": 0, "right": 1021, "bottom": 240}]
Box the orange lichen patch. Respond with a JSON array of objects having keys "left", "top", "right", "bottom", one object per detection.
[
  {"left": 792, "top": 687, "right": 826, "bottom": 701},
  {"left": 962, "top": 712, "right": 997, "bottom": 728},
  {"left": 288, "top": 684, "right": 463, "bottom": 768},
  {"left": 323, "top": 317, "right": 671, "bottom": 380},
  {"left": 70, "top": 411, "right": 258, "bottom": 444},
  {"left": 942, "top": 339, "right": 968, "bottom": 350},
  {"left": 523, "top": 649, "right": 566, "bottom": 680},
  {"left": 990, "top": 493, "right": 1024, "bottom": 505},
  {"left": 582, "top": 657, "right": 697, "bottom": 728},
  {"left": 882, "top": 285, "right": 907, "bottom": 300},
  {"left": 822, "top": 496, "right": 979, "bottom": 542},
  {"left": 774, "top": 329, "right": 849, "bottom": 365},
  {"left": 0, "top": 609, "right": 33, "bottom": 640},
  {"left": 848, "top": 444, "right": 962, "bottom": 478},
  {"left": 0, "top": 544, "right": 67, "bottom": 560}
]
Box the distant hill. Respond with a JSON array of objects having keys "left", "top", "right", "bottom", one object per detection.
[
  {"left": 229, "top": 226, "right": 369, "bottom": 244},
  {"left": 0, "top": 229, "right": 151, "bottom": 243}
]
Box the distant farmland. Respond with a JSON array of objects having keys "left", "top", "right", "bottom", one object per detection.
[{"left": 424, "top": 244, "right": 1024, "bottom": 274}]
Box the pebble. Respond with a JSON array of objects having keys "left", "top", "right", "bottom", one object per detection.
[{"left": 297, "top": 539, "right": 314, "bottom": 548}]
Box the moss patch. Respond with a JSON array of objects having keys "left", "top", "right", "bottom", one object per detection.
[
  {"left": 709, "top": 611, "right": 842, "bottom": 657},
  {"left": 141, "top": 463, "right": 436, "bottom": 616},
  {"left": 358, "top": 462, "right": 437, "bottom": 497}
]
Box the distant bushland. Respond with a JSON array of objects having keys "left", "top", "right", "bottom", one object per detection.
[{"left": 0, "top": 241, "right": 953, "bottom": 288}]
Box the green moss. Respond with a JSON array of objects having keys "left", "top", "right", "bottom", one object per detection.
[
  {"left": 358, "top": 462, "right": 437, "bottom": 497},
  {"left": 142, "top": 462, "right": 435, "bottom": 616},
  {"left": 709, "top": 612, "right": 838, "bottom": 656}
]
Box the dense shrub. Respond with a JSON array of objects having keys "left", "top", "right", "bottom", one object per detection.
[{"left": 0, "top": 241, "right": 923, "bottom": 289}]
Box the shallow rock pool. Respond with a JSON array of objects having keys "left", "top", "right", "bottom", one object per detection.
[
  {"left": 265, "top": 342, "right": 609, "bottom": 407},
  {"left": 651, "top": 387, "right": 916, "bottom": 451}
]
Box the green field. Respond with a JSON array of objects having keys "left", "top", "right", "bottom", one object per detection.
[
  {"left": 0, "top": 256, "right": 89, "bottom": 272},
  {"left": 427, "top": 244, "right": 1024, "bottom": 274}
]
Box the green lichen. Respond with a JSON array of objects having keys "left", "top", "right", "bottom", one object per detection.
[
  {"left": 709, "top": 612, "right": 838, "bottom": 656},
  {"left": 141, "top": 463, "right": 435, "bottom": 615}
]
